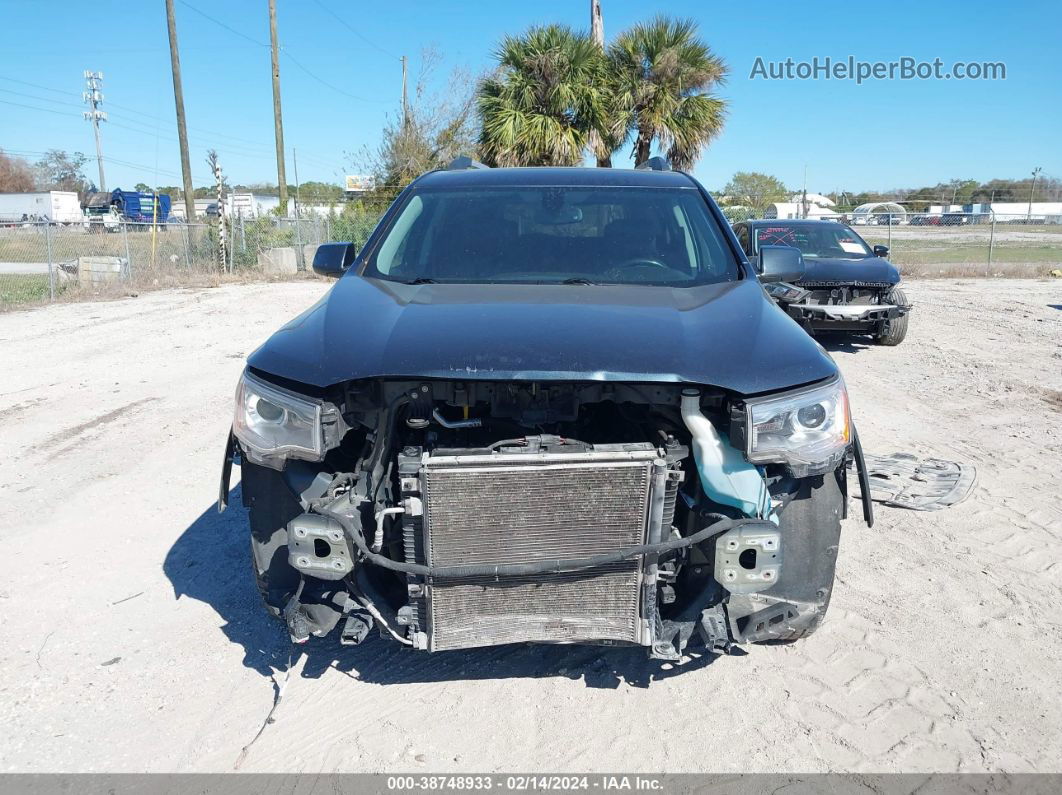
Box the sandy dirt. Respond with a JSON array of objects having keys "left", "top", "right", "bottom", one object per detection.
[{"left": 0, "top": 279, "right": 1060, "bottom": 773}]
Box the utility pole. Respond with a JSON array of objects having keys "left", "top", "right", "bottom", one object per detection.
[
  {"left": 1027, "top": 166, "right": 1042, "bottom": 223},
  {"left": 268, "top": 0, "right": 288, "bottom": 214},
  {"left": 165, "top": 0, "right": 196, "bottom": 224},
  {"left": 293, "top": 147, "right": 301, "bottom": 219},
  {"left": 293, "top": 147, "right": 304, "bottom": 270},
  {"left": 589, "top": 0, "right": 610, "bottom": 167},
  {"left": 400, "top": 55, "right": 409, "bottom": 127},
  {"left": 83, "top": 71, "right": 107, "bottom": 191}
]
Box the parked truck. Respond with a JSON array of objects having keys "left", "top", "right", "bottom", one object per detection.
[
  {"left": 81, "top": 189, "right": 173, "bottom": 231},
  {"left": 0, "top": 191, "right": 83, "bottom": 225}
]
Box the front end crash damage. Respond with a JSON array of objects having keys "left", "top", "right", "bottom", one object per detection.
[
  {"left": 221, "top": 375, "right": 873, "bottom": 661},
  {"left": 784, "top": 282, "right": 911, "bottom": 332}
]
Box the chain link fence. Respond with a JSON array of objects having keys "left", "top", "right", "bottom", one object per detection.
[
  {"left": 852, "top": 212, "right": 1062, "bottom": 277},
  {"left": 724, "top": 208, "right": 1062, "bottom": 278},
  {"left": 0, "top": 203, "right": 391, "bottom": 310},
  {"left": 5, "top": 202, "right": 1060, "bottom": 309}
]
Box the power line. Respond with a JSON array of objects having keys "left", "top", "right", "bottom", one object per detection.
[
  {"left": 0, "top": 97, "right": 74, "bottom": 117},
  {"left": 310, "top": 0, "right": 402, "bottom": 61},
  {"left": 282, "top": 49, "right": 388, "bottom": 104},
  {"left": 177, "top": 0, "right": 268, "bottom": 47},
  {"left": 0, "top": 86, "right": 84, "bottom": 108},
  {"left": 0, "top": 75, "right": 81, "bottom": 98},
  {"left": 177, "top": 0, "right": 387, "bottom": 104}
]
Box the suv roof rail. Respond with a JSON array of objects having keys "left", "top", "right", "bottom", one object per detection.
[
  {"left": 446, "top": 155, "right": 490, "bottom": 171},
  {"left": 635, "top": 156, "right": 671, "bottom": 172}
]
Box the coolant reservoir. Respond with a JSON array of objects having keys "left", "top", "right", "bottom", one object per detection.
[{"left": 680, "top": 389, "right": 770, "bottom": 518}]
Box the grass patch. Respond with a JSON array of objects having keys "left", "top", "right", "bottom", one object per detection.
[{"left": 0, "top": 274, "right": 53, "bottom": 306}]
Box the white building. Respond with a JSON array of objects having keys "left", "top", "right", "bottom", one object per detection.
[{"left": 765, "top": 201, "right": 841, "bottom": 220}]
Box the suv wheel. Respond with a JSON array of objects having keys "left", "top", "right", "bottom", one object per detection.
[{"left": 874, "top": 287, "right": 909, "bottom": 346}]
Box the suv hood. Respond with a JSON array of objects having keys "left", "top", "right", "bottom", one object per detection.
[
  {"left": 797, "top": 256, "right": 901, "bottom": 285},
  {"left": 248, "top": 276, "right": 836, "bottom": 395}
]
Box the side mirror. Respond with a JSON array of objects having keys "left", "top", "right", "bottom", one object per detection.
[
  {"left": 873, "top": 245, "right": 889, "bottom": 258},
  {"left": 313, "top": 242, "right": 357, "bottom": 278},
  {"left": 757, "top": 244, "right": 805, "bottom": 283}
]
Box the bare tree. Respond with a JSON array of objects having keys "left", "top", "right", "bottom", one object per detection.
[
  {"left": 33, "top": 150, "right": 94, "bottom": 196},
  {"left": 0, "top": 149, "right": 36, "bottom": 192},
  {"left": 354, "top": 48, "right": 479, "bottom": 195}
]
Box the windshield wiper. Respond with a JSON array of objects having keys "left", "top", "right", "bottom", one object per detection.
[
  {"left": 560, "top": 277, "right": 597, "bottom": 285},
  {"left": 399, "top": 276, "right": 437, "bottom": 284}
]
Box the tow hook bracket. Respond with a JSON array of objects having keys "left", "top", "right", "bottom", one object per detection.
[
  {"left": 714, "top": 526, "right": 782, "bottom": 594},
  {"left": 287, "top": 514, "right": 353, "bottom": 581}
]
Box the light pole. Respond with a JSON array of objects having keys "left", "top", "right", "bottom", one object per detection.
[{"left": 1027, "top": 166, "right": 1042, "bottom": 224}]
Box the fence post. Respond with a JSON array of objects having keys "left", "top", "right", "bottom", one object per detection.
[
  {"left": 887, "top": 214, "right": 893, "bottom": 249},
  {"left": 182, "top": 221, "right": 192, "bottom": 269},
  {"left": 294, "top": 216, "right": 305, "bottom": 271},
  {"left": 987, "top": 213, "right": 996, "bottom": 276},
  {"left": 121, "top": 222, "right": 133, "bottom": 281},
  {"left": 228, "top": 215, "right": 236, "bottom": 273},
  {"left": 45, "top": 222, "right": 55, "bottom": 301}
]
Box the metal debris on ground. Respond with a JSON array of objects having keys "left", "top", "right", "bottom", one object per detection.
[{"left": 854, "top": 452, "right": 977, "bottom": 511}]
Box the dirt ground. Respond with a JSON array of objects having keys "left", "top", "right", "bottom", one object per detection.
[{"left": 0, "top": 278, "right": 1060, "bottom": 773}]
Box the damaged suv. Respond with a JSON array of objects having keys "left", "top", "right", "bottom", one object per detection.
[{"left": 220, "top": 159, "right": 873, "bottom": 661}]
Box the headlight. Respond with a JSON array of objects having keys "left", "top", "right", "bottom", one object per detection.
[
  {"left": 744, "top": 377, "right": 850, "bottom": 476},
  {"left": 233, "top": 371, "right": 323, "bottom": 464}
]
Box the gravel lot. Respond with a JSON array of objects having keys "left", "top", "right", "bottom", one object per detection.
[{"left": 0, "top": 279, "right": 1060, "bottom": 773}]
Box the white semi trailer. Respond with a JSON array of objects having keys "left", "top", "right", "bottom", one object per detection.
[{"left": 0, "top": 191, "right": 83, "bottom": 224}]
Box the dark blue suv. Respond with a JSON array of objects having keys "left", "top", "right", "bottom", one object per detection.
[{"left": 221, "top": 159, "right": 873, "bottom": 663}]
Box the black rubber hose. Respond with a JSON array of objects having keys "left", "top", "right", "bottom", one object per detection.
[
  {"left": 366, "top": 392, "right": 411, "bottom": 501},
  {"left": 317, "top": 506, "right": 770, "bottom": 580}
]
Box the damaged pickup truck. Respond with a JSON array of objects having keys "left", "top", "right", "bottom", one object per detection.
[{"left": 220, "top": 159, "right": 874, "bottom": 661}]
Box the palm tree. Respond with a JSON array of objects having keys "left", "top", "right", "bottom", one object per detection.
[
  {"left": 607, "top": 17, "right": 728, "bottom": 170},
  {"left": 478, "top": 25, "right": 609, "bottom": 167}
]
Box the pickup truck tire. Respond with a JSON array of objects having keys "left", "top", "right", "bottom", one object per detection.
[
  {"left": 874, "top": 287, "right": 909, "bottom": 346},
  {"left": 242, "top": 463, "right": 302, "bottom": 619},
  {"left": 749, "top": 467, "right": 845, "bottom": 643}
]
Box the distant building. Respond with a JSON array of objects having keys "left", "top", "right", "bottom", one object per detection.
[
  {"left": 765, "top": 201, "right": 841, "bottom": 220},
  {"left": 789, "top": 192, "right": 836, "bottom": 207}
]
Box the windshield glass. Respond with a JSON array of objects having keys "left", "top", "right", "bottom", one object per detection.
[
  {"left": 362, "top": 186, "right": 740, "bottom": 286},
  {"left": 755, "top": 224, "right": 872, "bottom": 258}
]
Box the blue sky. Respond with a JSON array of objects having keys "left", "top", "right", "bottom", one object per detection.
[{"left": 0, "top": 0, "right": 1058, "bottom": 194}]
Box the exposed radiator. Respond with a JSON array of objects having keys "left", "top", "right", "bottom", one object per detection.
[{"left": 399, "top": 444, "right": 669, "bottom": 652}]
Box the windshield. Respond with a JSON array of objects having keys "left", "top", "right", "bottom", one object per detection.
[
  {"left": 755, "top": 224, "right": 872, "bottom": 259},
  {"left": 362, "top": 186, "right": 740, "bottom": 286}
]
